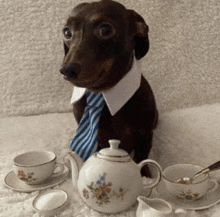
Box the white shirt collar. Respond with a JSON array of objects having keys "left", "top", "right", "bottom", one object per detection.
[{"left": 70, "top": 57, "right": 142, "bottom": 116}]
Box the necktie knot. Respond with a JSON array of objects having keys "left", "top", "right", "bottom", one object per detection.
[{"left": 86, "top": 91, "right": 105, "bottom": 108}]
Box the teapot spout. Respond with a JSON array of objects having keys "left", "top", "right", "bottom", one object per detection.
[{"left": 65, "top": 152, "right": 84, "bottom": 189}]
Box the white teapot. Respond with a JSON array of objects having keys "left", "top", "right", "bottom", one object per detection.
[{"left": 65, "top": 139, "right": 162, "bottom": 214}]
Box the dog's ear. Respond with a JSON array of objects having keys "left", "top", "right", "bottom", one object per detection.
[{"left": 128, "top": 10, "right": 149, "bottom": 60}]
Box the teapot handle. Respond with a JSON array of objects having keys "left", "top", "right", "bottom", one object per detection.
[{"left": 138, "top": 159, "right": 162, "bottom": 189}]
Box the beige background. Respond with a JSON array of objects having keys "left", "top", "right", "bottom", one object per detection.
[{"left": 1, "top": 0, "right": 220, "bottom": 117}]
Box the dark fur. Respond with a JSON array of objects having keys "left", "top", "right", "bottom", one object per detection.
[{"left": 60, "top": 0, "right": 158, "bottom": 167}]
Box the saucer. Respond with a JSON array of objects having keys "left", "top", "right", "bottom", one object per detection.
[
  {"left": 155, "top": 179, "right": 220, "bottom": 210},
  {"left": 4, "top": 165, "right": 69, "bottom": 193}
]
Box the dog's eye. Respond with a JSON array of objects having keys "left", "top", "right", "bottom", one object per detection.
[
  {"left": 63, "top": 27, "right": 72, "bottom": 39},
  {"left": 99, "top": 23, "right": 115, "bottom": 38}
]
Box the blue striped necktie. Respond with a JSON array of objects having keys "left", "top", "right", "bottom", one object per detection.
[{"left": 70, "top": 91, "right": 105, "bottom": 161}]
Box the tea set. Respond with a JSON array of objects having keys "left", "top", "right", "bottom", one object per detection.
[{"left": 4, "top": 139, "right": 220, "bottom": 216}]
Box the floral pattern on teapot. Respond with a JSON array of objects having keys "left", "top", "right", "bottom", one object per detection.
[{"left": 82, "top": 173, "right": 127, "bottom": 206}]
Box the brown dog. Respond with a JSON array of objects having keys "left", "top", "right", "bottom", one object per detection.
[{"left": 60, "top": 0, "right": 158, "bottom": 169}]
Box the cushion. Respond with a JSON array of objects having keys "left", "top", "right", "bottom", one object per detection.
[{"left": 149, "top": 103, "right": 220, "bottom": 181}]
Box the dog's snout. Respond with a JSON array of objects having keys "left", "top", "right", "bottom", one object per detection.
[{"left": 60, "top": 63, "right": 81, "bottom": 80}]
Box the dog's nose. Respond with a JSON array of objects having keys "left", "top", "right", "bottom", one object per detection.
[{"left": 60, "top": 63, "right": 81, "bottom": 80}]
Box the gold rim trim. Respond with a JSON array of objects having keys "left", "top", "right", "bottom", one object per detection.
[
  {"left": 97, "top": 152, "right": 129, "bottom": 158},
  {"left": 95, "top": 153, "right": 131, "bottom": 162}
]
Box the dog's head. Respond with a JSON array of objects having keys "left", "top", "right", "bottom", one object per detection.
[{"left": 60, "top": 0, "right": 149, "bottom": 91}]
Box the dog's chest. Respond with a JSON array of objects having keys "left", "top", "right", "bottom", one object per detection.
[
  {"left": 73, "top": 94, "right": 131, "bottom": 131},
  {"left": 73, "top": 94, "right": 135, "bottom": 144},
  {"left": 73, "top": 76, "right": 156, "bottom": 153}
]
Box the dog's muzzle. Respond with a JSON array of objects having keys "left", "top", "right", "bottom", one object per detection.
[{"left": 60, "top": 63, "right": 81, "bottom": 80}]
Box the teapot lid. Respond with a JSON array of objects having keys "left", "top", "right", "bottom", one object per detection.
[{"left": 97, "top": 140, "right": 131, "bottom": 162}]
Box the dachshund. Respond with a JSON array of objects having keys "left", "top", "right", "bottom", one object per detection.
[{"left": 60, "top": 0, "right": 158, "bottom": 175}]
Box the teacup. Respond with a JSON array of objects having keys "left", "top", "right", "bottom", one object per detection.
[
  {"left": 163, "top": 164, "right": 218, "bottom": 202},
  {"left": 13, "top": 151, "right": 64, "bottom": 185}
]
